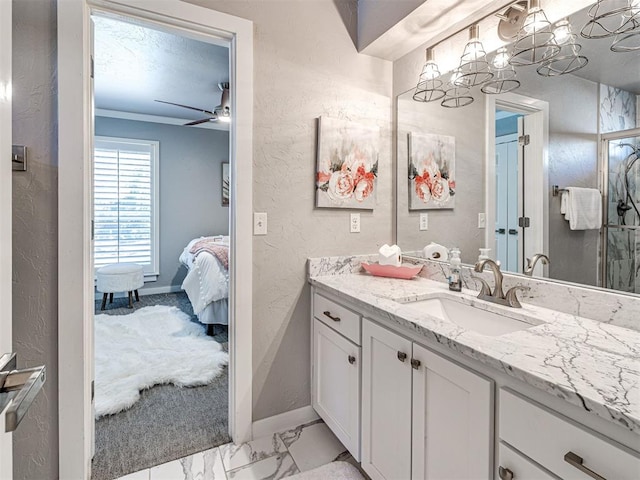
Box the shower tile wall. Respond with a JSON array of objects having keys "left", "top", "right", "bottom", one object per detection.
[
  {"left": 600, "top": 84, "right": 637, "bottom": 134},
  {"left": 601, "top": 84, "right": 639, "bottom": 293}
]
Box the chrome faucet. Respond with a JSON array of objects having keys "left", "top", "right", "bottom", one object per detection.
[
  {"left": 525, "top": 253, "right": 550, "bottom": 276},
  {"left": 473, "top": 259, "right": 529, "bottom": 308}
]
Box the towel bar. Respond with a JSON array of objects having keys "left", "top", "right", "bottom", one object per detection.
[{"left": 552, "top": 185, "right": 569, "bottom": 197}]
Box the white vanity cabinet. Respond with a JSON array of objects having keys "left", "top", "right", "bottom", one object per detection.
[
  {"left": 361, "top": 318, "right": 494, "bottom": 480},
  {"left": 498, "top": 389, "right": 640, "bottom": 480},
  {"left": 311, "top": 293, "right": 361, "bottom": 461}
]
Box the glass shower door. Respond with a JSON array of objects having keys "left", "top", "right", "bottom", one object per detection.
[{"left": 603, "top": 129, "right": 640, "bottom": 293}]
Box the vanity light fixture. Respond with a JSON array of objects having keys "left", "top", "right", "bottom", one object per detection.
[
  {"left": 611, "top": 3, "right": 640, "bottom": 51},
  {"left": 537, "top": 19, "right": 589, "bottom": 76},
  {"left": 441, "top": 70, "right": 474, "bottom": 108},
  {"left": 413, "top": 48, "right": 446, "bottom": 103},
  {"left": 510, "top": 0, "right": 560, "bottom": 66},
  {"left": 580, "top": 0, "right": 639, "bottom": 39},
  {"left": 453, "top": 25, "right": 494, "bottom": 88},
  {"left": 481, "top": 47, "right": 521, "bottom": 94}
]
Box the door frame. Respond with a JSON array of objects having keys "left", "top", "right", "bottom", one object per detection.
[
  {"left": 58, "top": 1, "right": 254, "bottom": 478},
  {"left": 485, "top": 93, "right": 549, "bottom": 275},
  {"left": 0, "top": 0, "right": 12, "bottom": 475}
]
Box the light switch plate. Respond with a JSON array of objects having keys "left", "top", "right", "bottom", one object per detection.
[
  {"left": 350, "top": 213, "right": 361, "bottom": 233},
  {"left": 254, "top": 212, "right": 267, "bottom": 235},
  {"left": 419, "top": 213, "right": 429, "bottom": 231},
  {"left": 478, "top": 212, "right": 486, "bottom": 229}
]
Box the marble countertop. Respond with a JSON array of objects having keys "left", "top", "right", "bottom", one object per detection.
[{"left": 309, "top": 272, "right": 640, "bottom": 435}]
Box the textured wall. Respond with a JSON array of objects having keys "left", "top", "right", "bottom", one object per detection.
[
  {"left": 11, "top": 0, "right": 59, "bottom": 479},
  {"left": 186, "top": 0, "right": 393, "bottom": 420},
  {"left": 95, "top": 117, "right": 230, "bottom": 291}
]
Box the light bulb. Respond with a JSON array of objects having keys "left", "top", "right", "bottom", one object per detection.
[
  {"left": 492, "top": 47, "right": 510, "bottom": 69},
  {"left": 421, "top": 61, "right": 439, "bottom": 80},
  {"left": 553, "top": 19, "right": 572, "bottom": 45},
  {"left": 450, "top": 70, "right": 462, "bottom": 84}
]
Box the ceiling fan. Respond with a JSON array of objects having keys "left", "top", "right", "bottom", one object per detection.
[{"left": 155, "top": 82, "right": 230, "bottom": 126}]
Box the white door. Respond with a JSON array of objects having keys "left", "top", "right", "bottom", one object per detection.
[
  {"left": 495, "top": 134, "right": 519, "bottom": 271},
  {"left": 312, "top": 319, "right": 360, "bottom": 460},
  {"left": 411, "top": 344, "right": 493, "bottom": 480},
  {"left": 0, "top": 0, "right": 13, "bottom": 476},
  {"left": 361, "top": 319, "right": 412, "bottom": 480}
]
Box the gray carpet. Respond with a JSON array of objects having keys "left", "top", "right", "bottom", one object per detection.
[{"left": 92, "top": 292, "right": 230, "bottom": 480}]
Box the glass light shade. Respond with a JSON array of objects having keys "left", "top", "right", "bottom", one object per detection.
[
  {"left": 510, "top": 2, "right": 560, "bottom": 66},
  {"left": 580, "top": 0, "right": 638, "bottom": 38},
  {"left": 413, "top": 48, "right": 446, "bottom": 103},
  {"left": 454, "top": 25, "right": 493, "bottom": 88}
]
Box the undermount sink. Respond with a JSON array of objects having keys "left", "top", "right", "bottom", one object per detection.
[{"left": 406, "top": 297, "right": 542, "bottom": 336}]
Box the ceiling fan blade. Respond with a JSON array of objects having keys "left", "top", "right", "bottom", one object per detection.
[
  {"left": 184, "top": 118, "right": 214, "bottom": 126},
  {"left": 155, "top": 100, "right": 216, "bottom": 116}
]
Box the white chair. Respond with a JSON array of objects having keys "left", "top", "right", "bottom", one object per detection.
[{"left": 96, "top": 263, "right": 144, "bottom": 310}]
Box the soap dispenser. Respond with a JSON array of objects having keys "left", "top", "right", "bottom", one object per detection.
[{"left": 448, "top": 248, "right": 462, "bottom": 292}]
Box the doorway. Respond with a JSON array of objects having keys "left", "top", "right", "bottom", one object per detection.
[
  {"left": 58, "top": 2, "right": 253, "bottom": 479},
  {"left": 90, "top": 14, "right": 232, "bottom": 477},
  {"left": 485, "top": 93, "right": 549, "bottom": 277}
]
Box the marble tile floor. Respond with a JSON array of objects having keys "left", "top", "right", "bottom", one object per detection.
[{"left": 114, "top": 420, "right": 367, "bottom": 480}]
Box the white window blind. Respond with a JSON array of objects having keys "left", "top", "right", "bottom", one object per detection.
[{"left": 93, "top": 137, "right": 159, "bottom": 277}]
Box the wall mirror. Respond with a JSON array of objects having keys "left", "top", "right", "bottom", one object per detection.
[{"left": 396, "top": 0, "right": 640, "bottom": 295}]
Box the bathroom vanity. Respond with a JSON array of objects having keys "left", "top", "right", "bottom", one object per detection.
[{"left": 309, "top": 256, "right": 640, "bottom": 480}]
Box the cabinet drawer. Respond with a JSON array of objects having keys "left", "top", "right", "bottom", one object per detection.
[
  {"left": 498, "top": 442, "right": 555, "bottom": 480},
  {"left": 313, "top": 293, "right": 361, "bottom": 345},
  {"left": 500, "top": 389, "right": 640, "bottom": 479}
]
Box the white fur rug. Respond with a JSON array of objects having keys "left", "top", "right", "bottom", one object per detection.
[
  {"left": 286, "top": 462, "right": 364, "bottom": 480},
  {"left": 94, "top": 305, "right": 228, "bottom": 418}
]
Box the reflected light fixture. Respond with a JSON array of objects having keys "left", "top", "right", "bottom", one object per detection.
[
  {"left": 413, "top": 48, "right": 446, "bottom": 102},
  {"left": 537, "top": 19, "right": 588, "bottom": 75},
  {"left": 481, "top": 47, "right": 521, "bottom": 94},
  {"left": 510, "top": 0, "right": 560, "bottom": 66},
  {"left": 441, "top": 70, "right": 474, "bottom": 108},
  {"left": 0, "top": 82, "right": 10, "bottom": 103},
  {"left": 580, "top": 0, "right": 639, "bottom": 39},
  {"left": 611, "top": 1, "right": 640, "bottom": 51},
  {"left": 453, "top": 25, "right": 493, "bottom": 88}
]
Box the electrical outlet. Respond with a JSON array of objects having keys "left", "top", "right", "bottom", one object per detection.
[
  {"left": 253, "top": 212, "right": 267, "bottom": 235},
  {"left": 419, "top": 213, "right": 429, "bottom": 231},
  {"left": 350, "top": 213, "right": 361, "bottom": 233},
  {"left": 478, "top": 212, "right": 486, "bottom": 229}
]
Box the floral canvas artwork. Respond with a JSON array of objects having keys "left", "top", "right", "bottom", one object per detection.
[
  {"left": 316, "top": 117, "right": 379, "bottom": 209},
  {"left": 408, "top": 132, "right": 456, "bottom": 210}
]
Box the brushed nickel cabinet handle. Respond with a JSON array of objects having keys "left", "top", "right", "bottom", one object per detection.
[
  {"left": 323, "top": 311, "right": 340, "bottom": 322},
  {"left": 564, "top": 452, "right": 607, "bottom": 480},
  {"left": 498, "top": 466, "right": 514, "bottom": 480},
  {"left": 348, "top": 355, "right": 356, "bottom": 365},
  {"left": 397, "top": 351, "right": 407, "bottom": 362},
  {"left": 411, "top": 358, "right": 421, "bottom": 370}
]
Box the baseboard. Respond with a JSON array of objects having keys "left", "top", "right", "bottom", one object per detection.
[
  {"left": 252, "top": 405, "right": 320, "bottom": 439},
  {"left": 138, "top": 285, "right": 183, "bottom": 296}
]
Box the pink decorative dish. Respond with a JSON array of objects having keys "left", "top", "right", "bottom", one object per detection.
[{"left": 361, "top": 262, "right": 423, "bottom": 280}]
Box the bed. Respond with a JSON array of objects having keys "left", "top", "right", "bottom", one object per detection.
[{"left": 179, "top": 235, "right": 229, "bottom": 326}]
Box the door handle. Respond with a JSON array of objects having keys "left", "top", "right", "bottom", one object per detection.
[
  {"left": 495, "top": 228, "right": 506, "bottom": 234},
  {"left": 508, "top": 229, "right": 518, "bottom": 235},
  {"left": 397, "top": 351, "right": 407, "bottom": 362},
  {"left": 0, "top": 353, "right": 47, "bottom": 432},
  {"left": 323, "top": 311, "right": 340, "bottom": 322}
]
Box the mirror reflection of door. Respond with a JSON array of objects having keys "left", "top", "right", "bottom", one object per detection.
[{"left": 495, "top": 110, "right": 523, "bottom": 272}]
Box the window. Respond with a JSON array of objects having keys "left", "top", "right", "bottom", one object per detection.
[{"left": 93, "top": 137, "right": 159, "bottom": 278}]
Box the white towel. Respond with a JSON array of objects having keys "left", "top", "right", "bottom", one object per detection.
[
  {"left": 564, "top": 187, "right": 602, "bottom": 230},
  {"left": 560, "top": 191, "right": 568, "bottom": 215}
]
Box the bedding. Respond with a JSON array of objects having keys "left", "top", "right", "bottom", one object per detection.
[{"left": 180, "top": 235, "right": 229, "bottom": 325}]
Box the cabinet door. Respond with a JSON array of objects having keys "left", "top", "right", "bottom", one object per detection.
[
  {"left": 312, "top": 319, "right": 361, "bottom": 460},
  {"left": 412, "top": 344, "right": 493, "bottom": 480},
  {"left": 361, "top": 319, "right": 412, "bottom": 480}
]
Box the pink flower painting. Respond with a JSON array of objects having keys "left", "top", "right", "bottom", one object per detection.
[
  {"left": 316, "top": 117, "right": 379, "bottom": 209},
  {"left": 408, "top": 132, "right": 455, "bottom": 210}
]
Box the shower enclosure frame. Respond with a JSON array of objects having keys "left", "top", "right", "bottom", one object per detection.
[{"left": 600, "top": 126, "right": 640, "bottom": 292}]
